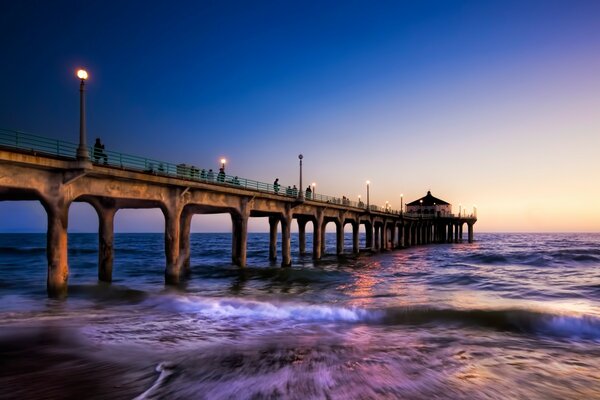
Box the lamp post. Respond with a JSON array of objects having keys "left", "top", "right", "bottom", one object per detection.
[
  {"left": 220, "top": 158, "right": 227, "bottom": 170},
  {"left": 76, "top": 69, "right": 89, "bottom": 161},
  {"left": 298, "top": 154, "right": 303, "bottom": 199},
  {"left": 366, "top": 180, "right": 370, "bottom": 210},
  {"left": 311, "top": 182, "right": 316, "bottom": 199},
  {"left": 459, "top": 204, "right": 462, "bottom": 217},
  {"left": 473, "top": 205, "right": 477, "bottom": 218},
  {"left": 420, "top": 199, "right": 423, "bottom": 216},
  {"left": 400, "top": 194, "right": 404, "bottom": 214}
]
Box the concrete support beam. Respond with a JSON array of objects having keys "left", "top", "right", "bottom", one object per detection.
[
  {"left": 374, "top": 225, "right": 380, "bottom": 250},
  {"left": 352, "top": 222, "right": 360, "bottom": 254},
  {"left": 336, "top": 221, "right": 344, "bottom": 255},
  {"left": 313, "top": 214, "right": 323, "bottom": 260},
  {"left": 97, "top": 205, "right": 116, "bottom": 282},
  {"left": 269, "top": 216, "right": 278, "bottom": 261},
  {"left": 381, "top": 223, "right": 386, "bottom": 250},
  {"left": 45, "top": 199, "right": 70, "bottom": 298},
  {"left": 468, "top": 223, "right": 474, "bottom": 243},
  {"left": 389, "top": 223, "right": 396, "bottom": 249},
  {"left": 180, "top": 210, "right": 193, "bottom": 274},
  {"left": 231, "top": 203, "right": 249, "bottom": 267},
  {"left": 365, "top": 223, "right": 373, "bottom": 250},
  {"left": 320, "top": 220, "right": 327, "bottom": 255},
  {"left": 298, "top": 219, "right": 307, "bottom": 255},
  {"left": 163, "top": 203, "right": 183, "bottom": 285},
  {"left": 454, "top": 224, "right": 459, "bottom": 243},
  {"left": 281, "top": 212, "right": 292, "bottom": 267},
  {"left": 459, "top": 224, "right": 463, "bottom": 242}
]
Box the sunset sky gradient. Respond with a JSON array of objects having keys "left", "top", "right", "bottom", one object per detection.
[{"left": 1, "top": 0, "right": 599, "bottom": 232}]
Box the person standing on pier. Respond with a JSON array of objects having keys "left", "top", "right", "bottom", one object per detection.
[
  {"left": 93, "top": 138, "right": 108, "bottom": 165},
  {"left": 274, "top": 178, "right": 280, "bottom": 193}
]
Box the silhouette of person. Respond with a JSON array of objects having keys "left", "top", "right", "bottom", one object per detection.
[
  {"left": 93, "top": 138, "right": 108, "bottom": 165},
  {"left": 217, "top": 167, "right": 225, "bottom": 182},
  {"left": 305, "top": 185, "right": 312, "bottom": 199},
  {"left": 207, "top": 169, "right": 215, "bottom": 181},
  {"left": 274, "top": 178, "right": 280, "bottom": 193}
]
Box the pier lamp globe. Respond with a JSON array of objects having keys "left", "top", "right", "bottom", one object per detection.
[
  {"left": 366, "top": 180, "right": 371, "bottom": 209},
  {"left": 400, "top": 194, "right": 404, "bottom": 214},
  {"left": 77, "top": 69, "right": 88, "bottom": 80},
  {"left": 76, "top": 68, "right": 90, "bottom": 161},
  {"left": 311, "top": 182, "right": 316, "bottom": 197},
  {"left": 220, "top": 158, "right": 227, "bottom": 169}
]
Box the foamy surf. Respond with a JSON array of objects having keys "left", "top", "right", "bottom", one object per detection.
[{"left": 144, "top": 295, "right": 380, "bottom": 323}]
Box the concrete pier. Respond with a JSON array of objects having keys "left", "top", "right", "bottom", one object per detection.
[{"left": 0, "top": 145, "right": 476, "bottom": 297}]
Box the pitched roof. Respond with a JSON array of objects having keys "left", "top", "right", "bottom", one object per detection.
[{"left": 406, "top": 191, "right": 450, "bottom": 206}]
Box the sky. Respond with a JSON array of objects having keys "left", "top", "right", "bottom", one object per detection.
[{"left": 1, "top": 0, "right": 599, "bottom": 233}]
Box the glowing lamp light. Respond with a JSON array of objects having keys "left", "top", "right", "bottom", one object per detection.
[
  {"left": 366, "top": 180, "right": 370, "bottom": 185},
  {"left": 77, "top": 69, "right": 88, "bottom": 80},
  {"left": 220, "top": 158, "right": 227, "bottom": 165}
]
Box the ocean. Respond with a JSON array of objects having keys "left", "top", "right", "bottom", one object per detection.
[{"left": 1, "top": 232, "right": 599, "bottom": 399}]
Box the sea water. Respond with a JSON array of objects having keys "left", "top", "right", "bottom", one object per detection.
[{"left": 1, "top": 233, "right": 599, "bottom": 399}]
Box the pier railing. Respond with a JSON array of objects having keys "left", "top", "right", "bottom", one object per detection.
[{"left": 0, "top": 129, "right": 474, "bottom": 219}]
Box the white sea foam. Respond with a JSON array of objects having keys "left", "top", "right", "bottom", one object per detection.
[{"left": 145, "top": 295, "right": 379, "bottom": 323}]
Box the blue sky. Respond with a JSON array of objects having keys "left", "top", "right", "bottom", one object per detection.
[{"left": 1, "top": 1, "right": 599, "bottom": 232}]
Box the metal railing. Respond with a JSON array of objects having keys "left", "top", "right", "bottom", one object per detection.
[{"left": 0, "top": 128, "right": 475, "bottom": 219}]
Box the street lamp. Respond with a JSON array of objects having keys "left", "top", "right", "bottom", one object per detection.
[
  {"left": 459, "top": 204, "right": 462, "bottom": 217},
  {"left": 298, "top": 154, "right": 303, "bottom": 199},
  {"left": 311, "top": 182, "right": 316, "bottom": 199},
  {"left": 473, "top": 205, "right": 477, "bottom": 218},
  {"left": 419, "top": 199, "right": 423, "bottom": 215},
  {"left": 366, "top": 180, "right": 370, "bottom": 210},
  {"left": 385, "top": 201, "right": 389, "bottom": 212},
  {"left": 76, "top": 68, "right": 89, "bottom": 161},
  {"left": 220, "top": 158, "right": 227, "bottom": 169},
  {"left": 400, "top": 194, "right": 404, "bottom": 214}
]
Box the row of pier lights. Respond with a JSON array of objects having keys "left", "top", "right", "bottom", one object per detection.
[{"left": 73, "top": 68, "right": 477, "bottom": 216}]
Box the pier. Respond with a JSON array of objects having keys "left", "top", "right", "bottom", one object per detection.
[{"left": 0, "top": 129, "right": 476, "bottom": 297}]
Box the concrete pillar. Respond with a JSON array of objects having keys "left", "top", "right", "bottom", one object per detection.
[
  {"left": 459, "top": 224, "right": 463, "bottom": 242},
  {"left": 281, "top": 214, "right": 292, "bottom": 267},
  {"left": 231, "top": 211, "right": 248, "bottom": 267},
  {"left": 352, "top": 222, "right": 360, "bottom": 254},
  {"left": 163, "top": 204, "right": 183, "bottom": 285},
  {"left": 389, "top": 223, "right": 396, "bottom": 249},
  {"left": 448, "top": 223, "right": 454, "bottom": 243},
  {"left": 298, "top": 219, "right": 307, "bottom": 255},
  {"left": 336, "top": 221, "right": 344, "bottom": 255},
  {"left": 97, "top": 206, "right": 116, "bottom": 282},
  {"left": 397, "top": 224, "right": 403, "bottom": 248},
  {"left": 454, "top": 224, "right": 459, "bottom": 243},
  {"left": 427, "top": 223, "right": 432, "bottom": 244},
  {"left": 365, "top": 222, "right": 373, "bottom": 250},
  {"left": 413, "top": 224, "right": 419, "bottom": 245},
  {"left": 313, "top": 215, "right": 323, "bottom": 260},
  {"left": 269, "top": 216, "right": 278, "bottom": 261},
  {"left": 374, "top": 225, "right": 380, "bottom": 250},
  {"left": 178, "top": 210, "right": 193, "bottom": 275},
  {"left": 320, "top": 220, "right": 327, "bottom": 255},
  {"left": 405, "top": 224, "right": 411, "bottom": 247},
  {"left": 45, "top": 200, "right": 70, "bottom": 298},
  {"left": 468, "top": 223, "right": 474, "bottom": 243}
]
